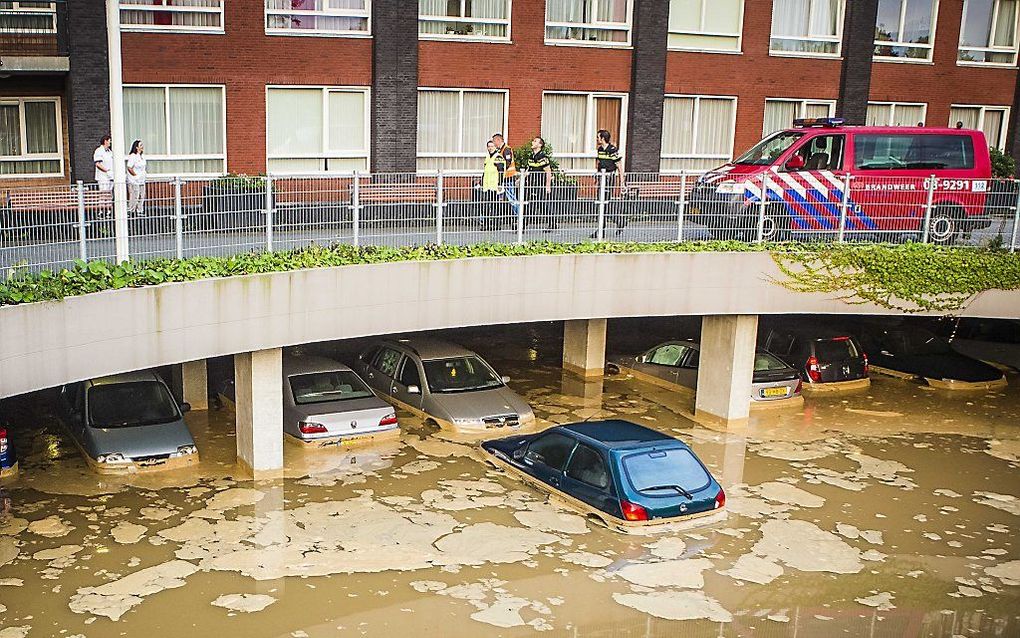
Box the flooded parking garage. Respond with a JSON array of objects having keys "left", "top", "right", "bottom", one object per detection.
[{"left": 0, "top": 321, "right": 1019, "bottom": 638}]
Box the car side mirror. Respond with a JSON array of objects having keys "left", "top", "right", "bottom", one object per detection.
[
  {"left": 880, "top": 350, "right": 892, "bottom": 356},
  {"left": 407, "top": 385, "right": 421, "bottom": 395},
  {"left": 501, "top": 375, "right": 511, "bottom": 384},
  {"left": 180, "top": 402, "right": 192, "bottom": 413},
  {"left": 512, "top": 446, "right": 526, "bottom": 460},
  {"left": 784, "top": 155, "right": 806, "bottom": 171}
]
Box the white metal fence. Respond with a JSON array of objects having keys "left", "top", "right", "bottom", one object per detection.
[{"left": 1, "top": 170, "right": 1018, "bottom": 275}]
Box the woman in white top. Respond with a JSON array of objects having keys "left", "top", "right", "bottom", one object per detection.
[
  {"left": 126, "top": 140, "right": 147, "bottom": 216},
  {"left": 93, "top": 135, "right": 113, "bottom": 191}
]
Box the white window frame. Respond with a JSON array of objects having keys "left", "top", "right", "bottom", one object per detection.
[
  {"left": 123, "top": 84, "right": 227, "bottom": 177},
  {"left": 762, "top": 98, "right": 836, "bottom": 135},
  {"left": 541, "top": 90, "right": 629, "bottom": 167},
  {"left": 867, "top": 101, "right": 928, "bottom": 125},
  {"left": 265, "top": 1, "right": 372, "bottom": 38},
  {"left": 769, "top": 0, "right": 846, "bottom": 58},
  {"left": 544, "top": 0, "right": 634, "bottom": 48},
  {"left": 950, "top": 104, "right": 1011, "bottom": 150},
  {"left": 119, "top": 0, "right": 224, "bottom": 34},
  {"left": 958, "top": 0, "right": 1020, "bottom": 66},
  {"left": 265, "top": 85, "right": 371, "bottom": 175},
  {"left": 419, "top": 0, "right": 512, "bottom": 42},
  {"left": 667, "top": 0, "right": 744, "bottom": 53},
  {"left": 660, "top": 94, "right": 738, "bottom": 173},
  {"left": 874, "top": 0, "right": 938, "bottom": 63},
  {"left": 416, "top": 87, "right": 509, "bottom": 169},
  {"left": 0, "top": 1, "right": 57, "bottom": 34},
  {"left": 0, "top": 97, "right": 63, "bottom": 179}
]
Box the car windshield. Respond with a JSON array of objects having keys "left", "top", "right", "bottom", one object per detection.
[
  {"left": 754, "top": 352, "right": 790, "bottom": 372},
  {"left": 88, "top": 381, "right": 179, "bottom": 428},
  {"left": 423, "top": 356, "right": 503, "bottom": 393},
  {"left": 622, "top": 448, "right": 711, "bottom": 495},
  {"left": 734, "top": 132, "right": 804, "bottom": 165},
  {"left": 289, "top": 371, "right": 375, "bottom": 405},
  {"left": 814, "top": 338, "right": 859, "bottom": 362}
]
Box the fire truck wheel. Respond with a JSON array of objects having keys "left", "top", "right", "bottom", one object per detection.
[{"left": 929, "top": 205, "right": 963, "bottom": 245}]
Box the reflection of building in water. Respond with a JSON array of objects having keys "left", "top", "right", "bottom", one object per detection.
[{"left": 560, "top": 371, "right": 604, "bottom": 408}]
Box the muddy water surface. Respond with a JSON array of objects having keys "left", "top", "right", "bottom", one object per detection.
[{"left": 1, "top": 323, "right": 1019, "bottom": 637}]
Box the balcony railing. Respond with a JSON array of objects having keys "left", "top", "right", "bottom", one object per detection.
[{"left": 0, "top": 1, "right": 67, "bottom": 57}]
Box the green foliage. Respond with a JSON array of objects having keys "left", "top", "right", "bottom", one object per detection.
[
  {"left": 2, "top": 242, "right": 1018, "bottom": 311},
  {"left": 211, "top": 174, "right": 267, "bottom": 190},
  {"left": 990, "top": 147, "right": 1016, "bottom": 179},
  {"left": 771, "top": 242, "right": 1020, "bottom": 313}
]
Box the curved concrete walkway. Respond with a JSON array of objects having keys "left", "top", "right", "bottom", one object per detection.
[{"left": 2, "top": 251, "right": 1018, "bottom": 398}]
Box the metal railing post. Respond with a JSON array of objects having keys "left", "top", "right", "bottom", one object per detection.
[
  {"left": 596, "top": 171, "right": 607, "bottom": 242},
  {"left": 265, "top": 175, "right": 274, "bottom": 252},
  {"left": 1010, "top": 180, "right": 1020, "bottom": 253},
  {"left": 516, "top": 174, "right": 525, "bottom": 245},
  {"left": 76, "top": 181, "right": 87, "bottom": 261},
  {"left": 174, "top": 177, "right": 184, "bottom": 260},
  {"left": 921, "top": 174, "right": 936, "bottom": 243},
  {"left": 676, "top": 170, "right": 686, "bottom": 242},
  {"left": 756, "top": 174, "right": 768, "bottom": 243},
  {"left": 436, "top": 172, "right": 444, "bottom": 245},
  {"left": 837, "top": 173, "right": 851, "bottom": 243},
  {"left": 352, "top": 172, "right": 361, "bottom": 247}
]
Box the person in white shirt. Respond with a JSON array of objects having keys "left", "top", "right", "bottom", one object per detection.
[
  {"left": 126, "top": 139, "right": 147, "bottom": 216},
  {"left": 93, "top": 134, "right": 113, "bottom": 191}
]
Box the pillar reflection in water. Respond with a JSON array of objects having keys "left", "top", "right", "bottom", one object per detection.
[{"left": 559, "top": 370, "right": 605, "bottom": 409}]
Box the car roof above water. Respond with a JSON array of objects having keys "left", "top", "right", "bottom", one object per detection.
[
  {"left": 283, "top": 353, "right": 354, "bottom": 376},
  {"left": 89, "top": 371, "right": 163, "bottom": 387},
  {"left": 382, "top": 337, "right": 477, "bottom": 361},
  {"left": 560, "top": 420, "right": 678, "bottom": 451}
]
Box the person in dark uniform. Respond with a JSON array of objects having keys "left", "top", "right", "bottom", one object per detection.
[
  {"left": 593, "top": 129, "right": 627, "bottom": 237},
  {"left": 526, "top": 136, "right": 555, "bottom": 232}
]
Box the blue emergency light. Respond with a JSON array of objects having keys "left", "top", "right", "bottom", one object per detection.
[{"left": 793, "top": 117, "right": 845, "bottom": 128}]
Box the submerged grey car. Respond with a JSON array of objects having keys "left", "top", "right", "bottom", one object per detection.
[
  {"left": 607, "top": 340, "right": 803, "bottom": 405},
  {"left": 59, "top": 371, "right": 198, "bottom": 472},
  {"left": 283, "top": 353, "right": 398, "bottom": 444},
  {"left": 355, "top": 338, "right": 535, "bottom": 432}
]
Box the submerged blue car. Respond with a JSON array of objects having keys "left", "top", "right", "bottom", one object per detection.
[{"left": 481, "top": 420, "right": 725, "bottom": 532}]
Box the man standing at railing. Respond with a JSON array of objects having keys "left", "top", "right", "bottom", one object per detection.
[
  {"left": 593, "top": 129, "right": 627, "bottom": 238},
  {"left": 492, "top": 133, "right": 521, "bottom": 219},
  {"left": 94, "top": 134, "right": 114, "bottom": 192}
]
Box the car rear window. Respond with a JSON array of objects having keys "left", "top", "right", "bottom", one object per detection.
[
  {"left": 813, "top": 338, "right": 859, "bottom": 362},
  {"left": 88, "top": 381, "right": 179, "bottom": 428},
  {"left": 289, "top": 371, "right": 375, "bottom": 405},
  {"left": 754, "top": 352, "right": 790, "bottom": 372},
  {"left": 853, "top": 134, "right": 974, "bottom": 170},
  {"left": 622, "top": 448, "right": 711, "bottom": 495}
]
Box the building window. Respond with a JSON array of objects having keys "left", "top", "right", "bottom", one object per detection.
[
  {"left": 541, "top": 92, "right": 627, "bottom": 170},
  {"left": 266, "top": 0, "right": 370, "bottom": 36},
  {"left": 0, "top": 97, "right": 62, "bottom": 178},
  {"left": 266, "top": 87, "right": 369, "bottom": 174},
  {"left": 950, "top": 105, "right": 1010, "bottom": 150},
  {"left": 417, "top": 88, "right": 507, "bottom": 171},
  {"left": 770, "top": 0, "right": 845, "bottom": 56},
  {"left": 120, "top": 0, "right": 224, "bottom": 33},
  {"left": 419, "top": 0, "right": 510, "bottom": 40},
  {"left": 123, "top": 85, "right": 226, "bottom": 175},
  {"left": 660, "top": 95, "right": 736, "bottom": 172},
  {"left": 668, "top": 0, "right": 742, "bottom": 52},
  {"left": 763, "top": 98, "right": 835, "bottom": 136},
  {"left": 545, "top": 0, "right": 632, "bottom": 46},
  {"left": 874, "top": 0, "right": 936, "bottom": 61},
  {"left": 0, "top": 1, "right": 57, "bottom": 33},
  {"left": 959, "top": 0, "right": 1019, "bottom": 65},
  {"left": 866, "top": 102, "right": 927, "bottom": 126}
]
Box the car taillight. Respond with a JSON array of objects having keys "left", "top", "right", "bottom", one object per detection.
[
  {"left": 298, "top": 421, "right": 327, "bottom": 434},
  {"left": 794, "top": 379, "right": 803, "bottom": 394},
  {"left": 806, "top": 355, "right": 821, "bottom": 383},
  {"left": 620, "top": 500, "right": 648, "bottom": 522},
  {"left": 715, "top": 489, "right": 726, "bottom": 510},
  {"left": 379, "top": 413, "right": 398, "bottom": 426},
  {"left": 862, "top": 352, "right": 869, "bottom": 375}
]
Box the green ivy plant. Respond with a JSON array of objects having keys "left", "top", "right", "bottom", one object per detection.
[
  {"left": 990, "top": 147, "right": 1016, "bottom": 179},
  {"left": 211, "top": 174, "right": 268, "bottom": 190}
]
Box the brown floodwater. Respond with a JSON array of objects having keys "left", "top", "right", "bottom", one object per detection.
[{"left": 1, "top": 322, "right": 1019, "bottom": 637}]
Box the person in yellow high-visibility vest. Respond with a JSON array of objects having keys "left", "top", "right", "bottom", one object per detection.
[{"left": 479, "top": 140, "right": 503, "bottom": 230}]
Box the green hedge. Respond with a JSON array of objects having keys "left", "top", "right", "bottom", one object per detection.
[{"left": 1, "top": 241, "right": 1018, "bottom": 313}]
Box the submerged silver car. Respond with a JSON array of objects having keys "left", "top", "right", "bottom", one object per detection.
[
  {"left": 283, "top": 353, "right": 398, "bottom": 445},
  {"left": 59, "top": 371, "right": 198, "bottom": 472},
  {"left": 607, "top": 340, "right": 803, "bottom": 406},
  {"left": 355, "top": 338, "right": 535, "bottom": 432}
]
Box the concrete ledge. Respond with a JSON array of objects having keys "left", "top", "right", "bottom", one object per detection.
[
  {"left": 2, "top": 251, "right": 1019, "bottom": 398},
  {"left": 0, "top": 56, "right": 70, "bottom": 72}
]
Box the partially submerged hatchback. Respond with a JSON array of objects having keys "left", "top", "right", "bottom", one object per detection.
[
  {"left": 59, "top": 372, "right": 198, "bottom": 472},
  {"left": 283, "top": 353, "right": 399, "bottom": 447},
  {"left": 482, "top": 420, "right": 725, "bottom": 533},
  {"left": 762, "top": 325, "right": 870, "bottom": 392}
]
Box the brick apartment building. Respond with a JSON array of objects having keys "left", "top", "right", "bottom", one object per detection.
[{"left": 2, "top": 0, "right": 1018, "bottom": 188}]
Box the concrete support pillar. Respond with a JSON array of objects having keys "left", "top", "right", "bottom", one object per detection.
[
  {"left": 234, "top": 348, "right": 283, "bottom": 478},
  {"left": 694, "top": 315, "right": 758, "bottom": 426},
  {"left": 563, "top": 319, "right": 607, "bottom": 379},
  {"left": 172, "top": 360, "right": 208, "bottom": 411}
]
